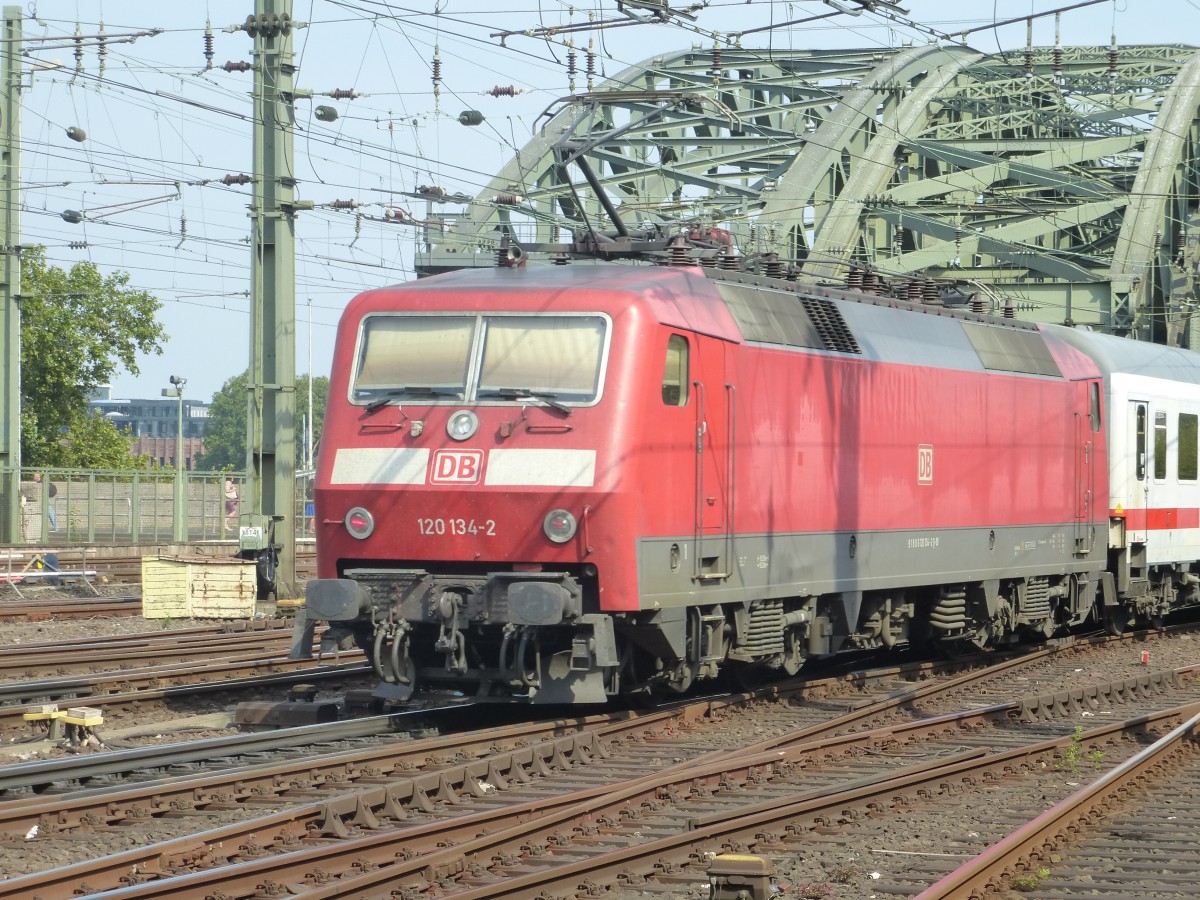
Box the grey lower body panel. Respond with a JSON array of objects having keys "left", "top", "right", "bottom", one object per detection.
[{"left": 636, "top": 524, "right": 1104, "bottom": 608}]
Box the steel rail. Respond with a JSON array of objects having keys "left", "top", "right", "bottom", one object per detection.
[
  {"left": 0, "top": 632, "right": 299, "bottom": 678},
  {"left": 0, "top": 596, "right": 142, "bottom": 621},
  {"left": 0, "top": 622, "right": 264, "bottom": 654},
  {"left": 58, "top": 695, "right": 1200, "bottom": 900},
  {"left": 4, "top": 648, "right": 1185, "bottom": 899},
  {"left": 0, "top": 702, "right": 452, "bottom": 792},
  {"left": 915, "top": 709, "right": 1200, "bottom": 898},
  {"left": 0, "top": 657, "right": 368, "bottom": 740},
  {"left": 0, "top": 649, "right": 356, "bottom": 708},
  {"left": 0, "top": 710, "right": 680, "bottom": 899},
  {"left": 0, "top": 701, "right": 693, "bottom": 834},
  {"left": 0, "top": 628, "right": 1185, "bottom": 897},
  {"left": 379, "top": 700, "right": 1200, "bottom": 900}
]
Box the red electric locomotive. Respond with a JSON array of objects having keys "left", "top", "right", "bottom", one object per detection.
[{"left": 304, "top": 260, "right": 1112, "bottom": 703}]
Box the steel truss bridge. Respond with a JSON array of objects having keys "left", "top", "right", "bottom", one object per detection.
[{"left": 414, "top": 42, "right": 1200, "bottom": 348}]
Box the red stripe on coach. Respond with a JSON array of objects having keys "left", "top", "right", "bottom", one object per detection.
[{"left": 1114, "top": 508, "right": 1200, "bottom": 530}]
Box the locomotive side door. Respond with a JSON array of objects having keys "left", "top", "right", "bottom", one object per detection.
[{"left": 692, "top": 335, "right": 731, "bottom": 580}]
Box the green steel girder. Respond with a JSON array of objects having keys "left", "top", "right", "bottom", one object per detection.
[
  {"left": 1109, "top": 50, "right": 1200, "bottom": 340},
  {"left": 797, "top": 47, "right": 981, "bottom": 279},
  {"left": 870, "top": 201, "right": 1118, "bottom": 280},
  {"left": 415, "top": 42, "right": 1200, "bottom": 346},
  {"left": 925, "top": 90, "right": 1148, "bottom": 141},
  {"left": 887, "top": 135, "right": 1140, "bottom": 202}
]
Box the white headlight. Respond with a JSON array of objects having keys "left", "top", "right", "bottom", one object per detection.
[{"left": 447, "top": 409, "right": 478, "bottom": 441}]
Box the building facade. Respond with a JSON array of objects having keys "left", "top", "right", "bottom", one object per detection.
[{"left": 88, "top": 387, "right": 210, "bottom": 470}]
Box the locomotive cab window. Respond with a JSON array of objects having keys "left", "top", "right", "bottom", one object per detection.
[
  {"left": 1154, "top": 410, "right": 1167, "bottom": 481},
  {"left": 478, "top": 315, "right": 606, "bottom": 403},
  {"left": 1089, "top": 382, "right": 1101, "bottom": 432},
  {"left": 351, "top": 312, "right": 609, "bottom": 406},
  {"left": 662, "top": 334, "right": 689, "bottom": 406},
  {"left": 353, "top": 315, "right": 474, "bottom": 401},
  {"left": 1180, "top": 413, "right": 1198, "bottom": 481}
]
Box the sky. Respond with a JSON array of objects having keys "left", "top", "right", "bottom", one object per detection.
[{"left": 13, "top": 0, "right": 1198, "bottom": 402}]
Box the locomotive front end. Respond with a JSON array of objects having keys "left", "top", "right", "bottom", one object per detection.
[{"left": 306, "top": 271, "right": 636, "bottom": 703}]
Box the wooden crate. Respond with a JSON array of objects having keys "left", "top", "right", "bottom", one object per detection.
[{"left": 142, "top": 555, "right": 256, "bottom": 619}]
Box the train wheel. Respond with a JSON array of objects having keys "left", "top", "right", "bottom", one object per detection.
[
  {"left": 665, "top": 628, "right": 701, "bottom": 694},
  {"left": 614, "top": 643, "right": 659, "bottom": 707},
  {"left": 663, "top": 658, "right": 698, "bottom": 694},
  {"left": 1103, "top": 605, "right": 1130, "bottom": 635}
]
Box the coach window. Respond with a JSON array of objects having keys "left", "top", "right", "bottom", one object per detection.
[
  {"left": 1154, "top": 410, "right": 1167, "bottom": 481},
  {"left": 1136, "top": 404, "right": 1147, "bottom": 480},
  {"left": 1180, "top": 413, "right": 1198, "bottom": 481},
  {"left": 662, "top": 334, "right": 689, "bottom": 406}
]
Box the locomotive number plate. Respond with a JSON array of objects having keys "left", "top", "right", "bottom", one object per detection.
[{"left": 418, "top": 517, "right": 497, "bottom": 536}]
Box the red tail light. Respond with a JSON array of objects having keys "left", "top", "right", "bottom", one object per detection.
[
  {"left": 345, "top": 507, "right": 375, "bottom": 539},
  {"left": 543, "top": 509, "right": 577, "bottom": 543}
]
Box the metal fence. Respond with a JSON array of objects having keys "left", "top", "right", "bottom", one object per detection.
[{"left": 0, "top": 469, "right": 313, "bottom": 546}]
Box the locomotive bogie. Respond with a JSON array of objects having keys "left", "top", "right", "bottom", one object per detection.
[{"left": 303, "top": 262, "right": 1200, "bottom": 704}]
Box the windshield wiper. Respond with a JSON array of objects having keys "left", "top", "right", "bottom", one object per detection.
[
  {"left": 478, "top": 387, "right": 572, "bottom": 415},
  {"left": 363, "top": 387, "right": 460, "bottom": 415}
]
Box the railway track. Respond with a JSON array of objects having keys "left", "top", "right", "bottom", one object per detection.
[
  {"left": 0, "top": 595, "right": 142, "bottom": 622},
  {"left": 378, "top": 698, "right": 1195, "bottom": 900},
  {"left": 0, "top": 618, "right": 374, "bottom": 740},
  {"left": 917, "top": 710, "right": 1200, "bottom": 899},
  {"left": 0, "top": 619, "right": 297, "bottom": 681},
  {"left": 0, "top": 656, "right": 369, "bottom": 741},
  {"left": 2, "top": 626, "right": 1197, "bottom": 898}
]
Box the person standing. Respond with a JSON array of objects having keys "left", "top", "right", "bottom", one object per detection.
[
  {"left": 34, "top": 473, "right": 58, "bottom": 531},
  {"left": 224, "top": 478, "right": 240, "bottom": 530}
]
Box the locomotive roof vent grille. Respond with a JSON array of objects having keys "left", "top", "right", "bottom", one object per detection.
[
  {"left": 713, "top": 282, "right": 862, "bottom": 355},
  {"left": 800, "top": 297, "right": 862, "bottom": 355},
  {"left": 963, "top": 323, "right": 1061, "bottom": 377}
]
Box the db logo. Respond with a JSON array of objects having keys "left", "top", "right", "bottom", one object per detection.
[
  {"left": 430, "top": 449, "right": 484, "bottom": 485},
  {"left": 917, "top": 444, "right": 934, "bottom": 485}
]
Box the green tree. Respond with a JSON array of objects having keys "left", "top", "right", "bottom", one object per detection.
[
  {"left": 196, "top": 370, "right": 249, "bottom": 472},
  {"left": 52, "top": 410, "right": 151, "bottom": 469},
  {"left": 197, "top": 369, "right": 329, "bottom": 471},
  {"left": 20, "top": 248, "right": 165, "bottom": 467}
]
